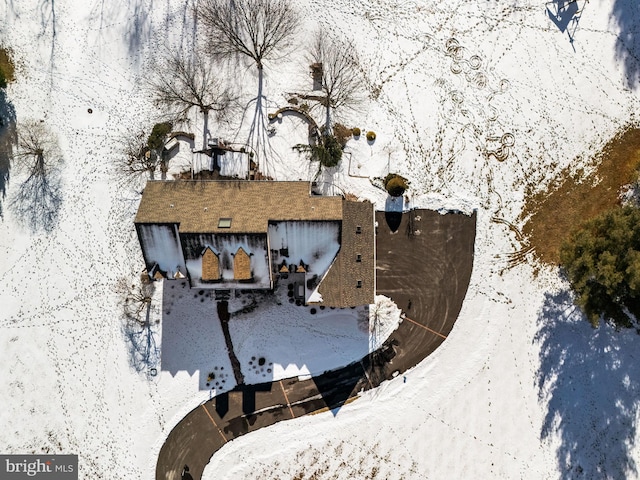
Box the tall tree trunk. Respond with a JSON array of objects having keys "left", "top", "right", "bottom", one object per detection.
[
  {"left": 202, "top": 109, "right": 209, "bottom": 151},
  {"left": 247, "top": 66, "right": 265, "bottom": 174},
  {"left": 324, "top": 102, "right": 331, "bottom": 137}
]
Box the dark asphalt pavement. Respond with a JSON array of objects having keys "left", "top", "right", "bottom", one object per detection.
[{"left": 156, "top": 209, "right": 477, "bottom": 480}]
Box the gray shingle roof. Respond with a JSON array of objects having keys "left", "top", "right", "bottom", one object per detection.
[
  {"left": 135, "top": 181, "right": 343, "bottom": 233},
  {"left": 135, "top": 180, "right": 375, "bottom": 306},
  {"left": 315, "top": 199, "right": 375, "bottom": 307}
]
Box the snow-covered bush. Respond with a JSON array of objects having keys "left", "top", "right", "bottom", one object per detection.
[{"left": 384, "top": 173, "right": 408, "bottom": 197}]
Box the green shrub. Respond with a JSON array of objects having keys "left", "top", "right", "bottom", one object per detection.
[
  {"left": 293, "top": 134, "right": 343, "bottom": 168},
  {"left": 352, "top": 127, "right": 361, "bottom": 137},
  {"left": 147, "top": 122, "right": 172, "bottom": 151},
  {"left": 317, "top": 134, "right": 342, "bottom": 167},
  {"left": 560, "top": 205, "right": 640, "bottom": 328},
  {"left": 366, "top": 131, "right": 376, "bottom": 142},
  {"left": 0, "top": 47, "right": 15, "bottom": 89},
  {"left": 384, "top": 173, "right": 408, "bottom": 197}
]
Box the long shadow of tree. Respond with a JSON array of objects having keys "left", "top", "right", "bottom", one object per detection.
[
  {"left": 238, "top": 68, "right": 279, "bottom": 177},
  {"left": 126, "top": 0, "right": 153, "bottom": 64},
  {"left": 10, "top": 120, "right": 63, "bottom": 233},
  {"left": 117, "top": 277, "right": 161, "bottom": 376},
  {"left": 89, "top": 0, "right": 155, "bottom": 67},
  {"left": 10, "top": 167, "right": 62, "bottom": 232},
  {"left": 0, "top": 88, "right": 16, "bottom": 218},
  {"left": 122, "top": 313, "right": 160, "bottom": 377},
  {"left": 536, "top": 289, "right": 640, "bottom": 479},
  {"left": 37, "top": 0, "right": 57, "bottom": 89},
  {"left": 612, "top": 0, "right": 640, "bottom": 88},
  {"left": 2, "top": 0, "right": 19, "bottom": 22},
  {"left": 196, "top": 0, "right": 300, "bottom": 178}
]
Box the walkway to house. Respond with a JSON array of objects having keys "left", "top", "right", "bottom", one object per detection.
[{"left": 156, "top": 209, "right": 477, "bottom": 480}]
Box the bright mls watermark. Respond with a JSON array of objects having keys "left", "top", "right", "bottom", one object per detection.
[{"left": 0, "top": 455, "right": 77, "bottom": 479}]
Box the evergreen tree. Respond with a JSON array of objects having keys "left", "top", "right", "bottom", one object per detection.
[{"left": 560, "top": 205, "right": 640, "bottom": 327}]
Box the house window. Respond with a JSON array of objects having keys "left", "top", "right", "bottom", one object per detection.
[
  {"left": 356, "top": 226, "right": 362, "bottom": 234},
  {"left": 356, "top": 254, "right": 362, "bottom": 262},
  {"left": 218, "top": 218, "right": 232, "bottom": 228},
  {"left": 234, "top": 247, "right": 252, "bottom": 280},
  {"left": 356, "top": 280, "right": 362, "bottom": 288},
  {"left": 202, "top": 247, "right": 220, "bottom": 281}
]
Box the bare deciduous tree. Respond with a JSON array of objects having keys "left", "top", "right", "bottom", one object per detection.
[
  {"left": 114, "top": 129, "right": 153, "bottom": 189},
  {"left": 196, "top": 0, "right": 300, "bottom": 174},
  {"left": 13, "top": 120, "right": 62, "bottom": 177},
  {"left": 10, "top": 120, "right": 63, "bottom": 232},
  {"left": 196, "top": 0, "right": 299, "bottom": 71},
  {"left": 309, "top": 31, "right": 362, "bottom": 134},
  {"left": 117, "top": 276, "right": 156, "bottom": 325},
  {"left": 115, "top": 276, "right": 160, "bottom": 375},
  {"left": 149, "top": 47, "right": 235, "bottom": 149},
  {"left": 115, "top": 122, "right": 176, "bottom": 189}
]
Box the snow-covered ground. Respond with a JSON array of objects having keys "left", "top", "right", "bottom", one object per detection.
[
  {"left": 1, "top": 0, "right": 640, "bottom": 479},
  {"left": 159, "top": 280, "right": 396, "bottom": 390}
]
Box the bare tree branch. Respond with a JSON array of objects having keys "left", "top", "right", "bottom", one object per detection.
[
  {"left": 196, "top": 0, "right": 299, "bottom": 177},
  {"left": 10, "top": 120, "right": 63, "bottom": 232},
  {"left": 113, "top": 129, "right": 154, "bottom": 190},
  {"left": 309, "top": 31, "right": 363, "bottom": 132},
  {"left": 116, "top": 276, "right": 156, "bottom": 325},
  {"left": 149, "top": 47, "right": 235, "bottom": 122},
  {"left": 148, "top": 46, "right": 238, "bottom": 150},
  {"left": 115, "top": 276, "right": 160, "bottom": 376},
  {"left": 196, "top": 0, "right": 300, "bottom": 70},
  {"left": 13, "top": 120, "right": 62, "bottom": 175}
]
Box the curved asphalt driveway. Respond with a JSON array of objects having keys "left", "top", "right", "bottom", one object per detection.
[{"left": 156, "top": 209, "right": 477, "bottom": 480}]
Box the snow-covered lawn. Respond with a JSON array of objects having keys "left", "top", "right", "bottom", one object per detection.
[
  {"left": 227, "top": 288, "right": 367, "bottom": 383},
  {"left": 1, "top": 0, "right": 640, "bottom": 479},
  {"left": 158, "top": 279, "right": 400, "bottom": 390}
]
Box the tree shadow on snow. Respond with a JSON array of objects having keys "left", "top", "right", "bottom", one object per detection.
[
  {"left": 535, "top": 289, "right": 640, "bottom": 479},
  {"left": 0, "top": 89, "right": 16, "bottom": 219},
  {"left": 120, "top": 0, "right": 155, "bottom": 68},
  {"left": 612, "top": 0, "right": 640, "bottom": 88},
  {"left": 10, "top": 164, "right": 63, "bottom": 233},
  {"left": 37, "top": 0, "right": 57, "bottom": 86},
  {"left": 123, "top": 319, "right": 161, "bottom": 376},
  {"left": 2, "top": 0, "right": 19, "bottom": 22},
  {"left": 127, "top": 0, "right": 151, "bottom": 56}
]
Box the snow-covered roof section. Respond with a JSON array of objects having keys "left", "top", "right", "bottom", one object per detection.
[
  {"left": 268, "top": 221, "right": 340, "bottom": 281},
  {"left": 135, "top": 180, "right": 343, "bottom": 233}
]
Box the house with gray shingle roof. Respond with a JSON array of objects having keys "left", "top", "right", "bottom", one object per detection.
[{"left": 134, "top": 180, "right": 375, "bottom": 307}]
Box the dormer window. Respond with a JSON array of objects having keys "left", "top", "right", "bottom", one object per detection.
[
  {"left": 356, "top": 254, "right": 362, "bottom": 262},
  {"left": 356, "top": 226, "right": 362, "bottom": 234},
  {"left": 356, "top": 280, "right": 362, "bottom": 288},
  {"left": 218, "top": 218, "right": 232, "bottom": 228},
  {"left": 201, "top": 247, "right": 220, "bottom": 281}
]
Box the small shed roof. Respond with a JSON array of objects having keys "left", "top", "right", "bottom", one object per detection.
[{"left": 135, "top": 180, "right": 343, "bottom": 233}]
